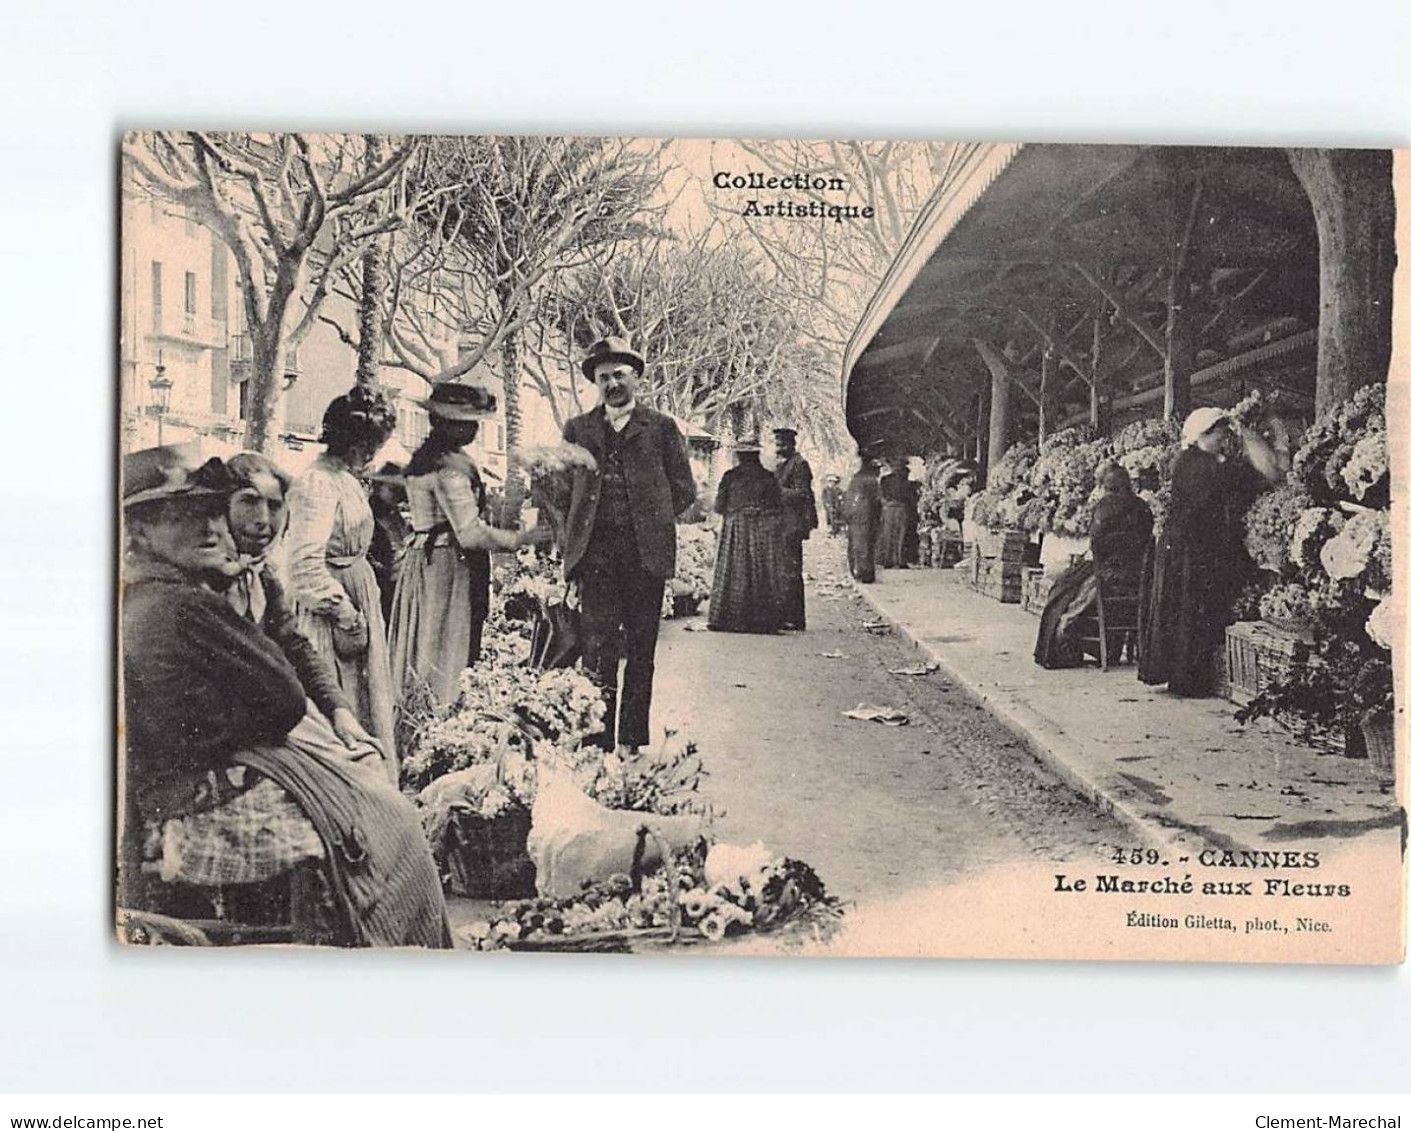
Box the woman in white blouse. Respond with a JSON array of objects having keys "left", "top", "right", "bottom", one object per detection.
[
  {"left": 390, "top": 383, "right": 545, "bottom": 713},
  {"left": 285, "top": 385, "right": 399, "bottom": 773}
]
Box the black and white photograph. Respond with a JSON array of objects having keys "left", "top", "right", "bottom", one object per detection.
[{"left": 114, "top": 134, "right": 1406, "bottom": 961}]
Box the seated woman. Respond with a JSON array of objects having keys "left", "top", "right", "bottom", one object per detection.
[
  {"left": 1034, "top": 463, "right": 1153, "bottom": 669},
  {"left": 120, "top": 446, "right": 450, "bottom": 948}
]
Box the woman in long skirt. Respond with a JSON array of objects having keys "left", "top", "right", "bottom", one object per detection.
[
  {"left": 708, "top": 437, "right": 785, "bottom": 634},
  {"left": 1138, "top": 408, "right": 1281, "bottom": 697},
  {"left": 877, "top": 459, "right": 910, "bottom": 568},
  {"left": 390, "top": 383, "right": 545, "bottom": 712},
  {"left": 285, "top": 385, "right": 400, "bottom": 774},
  {"left": 844, "top": 454, "right": 883, "bottom": 583}
]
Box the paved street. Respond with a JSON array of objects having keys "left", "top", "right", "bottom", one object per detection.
[{"left": 652, "top": 537, "right": 1127, "bottom": 904}]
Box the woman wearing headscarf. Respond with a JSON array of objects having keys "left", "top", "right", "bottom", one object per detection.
[
  {"left": 120, "top": 446, "right": 450, "bottom": 947},
  {"left": 390, "top": 383, "right": 544, "bottom": 711},
  {"left": 285, "top": 385, "right": 399, "bottom": 765},
  {"left": 224, "top": 451, "right": 381, "bottom": 760},
  {"left": 707, "top": 434, "right": 786, "bottom": 634},
  {"left": 1034, "top": 463, "right": 1153, "bottom": 669},
  {"left": 1138, "top": 406, "right": 1283, "bottom": 697},
  {"left": 843, "top": 452, "right": 884, "bottom": 583}
]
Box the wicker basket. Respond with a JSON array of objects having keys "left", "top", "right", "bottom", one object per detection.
[
  {"left": 1360, "top": 713, "right": 1396, "bottom": 784},
  {"left": 440, "top": 806, "right": 537, "bottom": 900}
]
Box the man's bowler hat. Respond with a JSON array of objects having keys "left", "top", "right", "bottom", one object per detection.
[{"left": 581, "top": 336, "right": 646, "bottom": 381}]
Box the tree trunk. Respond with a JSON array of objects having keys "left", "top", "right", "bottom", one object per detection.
[
  {"left": 1287, "top": 148, "right": 1396, "bottom": 415},
  {"left": 245, "top": 327, "right": 285, "bottom": 453},
  {"left": 499, "top": 328, "right": 525, "bottom": 523},
  {"left": 355, "top": 135, "right": 389, "bottom": 389}
]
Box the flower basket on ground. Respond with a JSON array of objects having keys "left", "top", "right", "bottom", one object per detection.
[
  {"left": 457, "top": 840, "right": 843, "bottom": 953},
  {"left": 663, "top": 521, "right": 715, "bottom": 618},
  {"left": 1359, "top": 712, "right": 1397, "bottom": 784},
  {"left": 1234, "top": 386, "right": 1394, "bottom": 766}
]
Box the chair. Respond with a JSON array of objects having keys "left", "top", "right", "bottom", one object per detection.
[{"left": 1078, "top": 568, "right": 1142, "bottom": 671}]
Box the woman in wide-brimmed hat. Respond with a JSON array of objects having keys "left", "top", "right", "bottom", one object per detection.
[
  {"left": 1139, "top": 406, "right": 1283, "bottom": 696},
  {"left": 285, "top": 385, "right": 400, "bottom": 772},
  {"left": 120, "top": 445, "right": 450, "bottom": 948},
  {"left": 390, "top": 382, "right": 548, "bottom": 717},
  {"left": 707, "top": 433, "right": 786, "bottom": 634}
]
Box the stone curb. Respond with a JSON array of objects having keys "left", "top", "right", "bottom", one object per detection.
[{"left": 851, "top": 580, "right": 1172, "bottom": 853}]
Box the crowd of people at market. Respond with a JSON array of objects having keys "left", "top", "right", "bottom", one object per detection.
[
  {"left": 119, "top": 336, "right": 830, "bottom": 945},
  {"left": 120, "top": 304, "right": 1313, "bottom": 949}
]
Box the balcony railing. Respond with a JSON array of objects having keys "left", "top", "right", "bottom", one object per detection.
[
  {"left": 150, "top": 313, "right": 227, "bottom": 350},
  {"left": 229, "top": 334, "right": 298, "bottom": 381}
]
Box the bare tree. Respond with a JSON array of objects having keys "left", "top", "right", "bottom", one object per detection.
[
  {"left": 705, "top": 139, "right": 965, "bottom": 358},
  {"left": 326, "top": 136, "right": 668, "bottom": 511},
  {"left": 536, "top": 228, "right": 849, "bottom": 456},
  {"left": 122, "top": 131, "right": 415, "bottom": 451}
]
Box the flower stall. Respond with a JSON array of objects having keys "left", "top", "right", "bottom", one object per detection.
[
  {"left": 664, "top": 521, "right": 716, "bottom": 618},
  {"left": 916, "top": 456, "right": 977, "bottom": 567},
  {"left": 400, "top": 505, "right": 842, "bottom": 946},
  {"left": 1232, "top": 385, "right": 1394, "bottom": 779}
]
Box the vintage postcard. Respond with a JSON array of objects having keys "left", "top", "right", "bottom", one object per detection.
[{"left": 116, "top": 134, "right": 1406, "bottom": 961}]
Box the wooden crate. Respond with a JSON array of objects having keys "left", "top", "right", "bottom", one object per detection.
[
  {"left": 1020, "top": 567, "right": 1050, "bottom": 615},
  {"left": 971, "top": 555, "right": 1025, "bottom": 603},
  {"left": 1223, "top": 621, "right": 1311, "bottom": 705},
  {"left": 974, "top": 528, "right": 1029, "bottom": 562}
]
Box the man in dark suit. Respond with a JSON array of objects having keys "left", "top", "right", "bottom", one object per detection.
[
  {"left": 562, "top": 337, "right": 698, "bottom": 754},
  {"left": 772, "top": 426, "right": 818, "bottom": 630}
]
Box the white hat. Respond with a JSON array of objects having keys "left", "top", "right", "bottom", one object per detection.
[{"left": 1181, "top": 406, "right": 1231, "bottom": 448}]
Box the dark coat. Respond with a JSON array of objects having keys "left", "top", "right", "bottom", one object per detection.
[
  {"left": 775, "top": 453, "right": 819, "bottom": 540},
  {"left": 561, "top": 404, "right": 698, "bottom": 579}
]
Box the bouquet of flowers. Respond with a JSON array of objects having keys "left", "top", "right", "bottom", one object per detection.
[
  {"left": 664, "top": 521, "right": 716, "bottom": 617},
  {"left": 519, "top": 441, "right": 598, "bottom": 545},
  {"left": 1288, "top": 506, "right": 1345, "bottom": 574},
  {"left": 497, "top": 545, "right": 568, "bottom": 622},
  {"left": 1028, "top": 430, "right": 1111, "bottom": 537},
  {"left": 1290, "top": 384, "right": 1386, "bottom": 504},
  {"left": 970, "top": 441, "right": 1038, "bottom": 531},
  {"left": 1242, "top": 482, "right": 1315, "bottom": 574},
  {"left": 1319, "top": 508, "right": 1393, "bottom": 593}
]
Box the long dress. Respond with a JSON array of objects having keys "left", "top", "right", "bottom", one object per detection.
[
  {"left": 1139, "top": 449, "right": 1262, "bottom": 697},
  {"left": 122, "top": 573, "right": 450, "bottom": 948},
  {"left": 707, "top": 462, "right": 785, "bottom": 634},
  {"left": 285, "top": 454, "right": 397, "bottom": 768},
  {"left": 877, "top": 473, "right": 909, "bottom": 568},
  {"left": 844, "top": 468, "right": 883, "bottom": 583},
  {"left": 1033, "top": 492, "right": 1153, "bottom": 669},
  {"left": 389, "top": 449, "right": 493, "bottom": 711}
]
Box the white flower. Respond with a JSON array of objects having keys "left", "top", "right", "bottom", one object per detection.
[
  {"left": 1367, "top": 599, "right": 1395, "bottom": 650},
  {"left": 704, "top": 841, "right": 776, "bottom": 891}
]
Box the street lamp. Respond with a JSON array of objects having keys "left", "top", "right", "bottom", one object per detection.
[{"left": 149, "top": 355, "right": 174, "bottom": 447}]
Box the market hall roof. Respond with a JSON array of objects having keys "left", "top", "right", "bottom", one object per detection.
[{"left": 842, "top": 143, "right": 1321, "bottom": 455}]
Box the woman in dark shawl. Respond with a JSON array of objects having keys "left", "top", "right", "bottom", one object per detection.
[
  {"left": 1138, "top": 407, "right": 1282, "bottom": 697},
  {"left": 708, "top": 436, "right": 786, "bottom": 634},
  {"left": 121, "top": 446, "right": 451, "bottom": 948},
  {"left": 844, "top": 453, "right": 884, "bottom": 583},
  {"left": 1034, "top": 463, "right": 1153, "bottom": 669}
]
